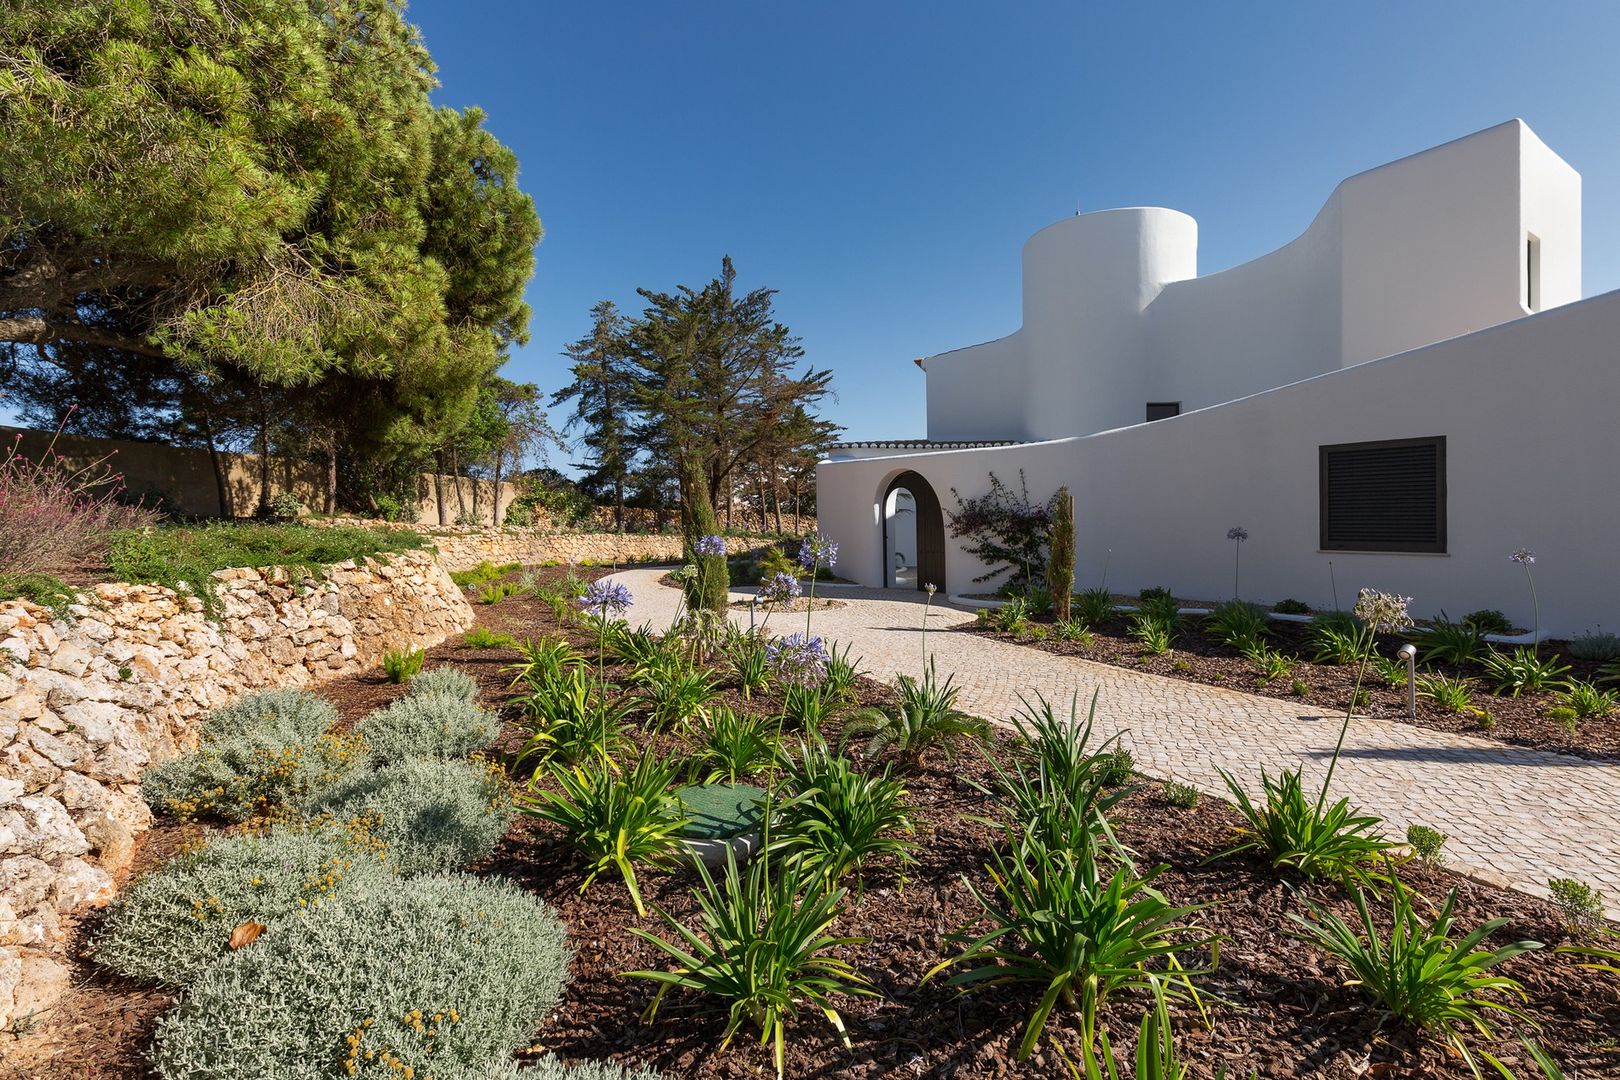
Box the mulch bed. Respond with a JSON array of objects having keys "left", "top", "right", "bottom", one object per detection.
[
  {"left": 8, "top": 566, "right": 1619, "bottom": 1079},
  {"left": 958, "top": 612, "right": 1620, "bottom": 762}
]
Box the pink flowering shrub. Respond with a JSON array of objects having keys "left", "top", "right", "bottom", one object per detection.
[{"left": 0, "top": 424, "right": 158, "bottom": 578}]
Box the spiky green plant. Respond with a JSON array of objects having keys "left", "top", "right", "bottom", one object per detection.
[
  {"left": 1290, "top": 877, "right": 1543, "bottom": 1079},
  {"left": 1216, "top": 766, "right": 1398, "bottom": 888},
  {"left": 1416, "top": 672, "right": 1479, "bottom": 714},
  {"left": 625, "top": 851, "right": 874, "bottom": 1079},
  {"left": 381, "top": 647, "right": 426, "bottom": 683},
  {"left": 1409, "top": 614, "right": 1487, "bottom": 666},
  {"left": 687, "top": 707, "right": 782, "bottom": 783},
  {"left": 769, "top": 738, "right": 917, "bottom": 886},
  {"left": 839, "top": 660, "right": 989, "bottom": 767},
  {"left": 928, "top": 837, "right": 1215, "bottom": 1060},
  {"left": 1207, "top": 599, "right": 1269, "bottom": 652},
  {"left": 1480, "top": 648, "right": 1571, "bottom": 697},
  {"left": 633, "top": 663, "right": 720, "bottom": 730},
  {"left": 517, "top": 752, "right": 684, "bottom": 915}
]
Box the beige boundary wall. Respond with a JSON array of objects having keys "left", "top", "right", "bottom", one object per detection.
[
  {"left": 2, "top": 426, "right": 516, "bottom": 525},
  {"left": 0, "top": 550, "right": 475, "bottom": 1025},
  {"left": 318, "top": 519, "right": 794, "bottom": 573}
]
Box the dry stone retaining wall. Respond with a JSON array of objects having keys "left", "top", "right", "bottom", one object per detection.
[{"left": 0, "top": 549, "right": 474, "bottom": 1026}]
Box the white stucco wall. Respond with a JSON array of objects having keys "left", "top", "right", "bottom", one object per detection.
[
  {"left": 922, "top": 119, "right": 1582, "bottom": 442},
  {"left": 819, "top": 289, "right": 1620, "bottom": 637}
]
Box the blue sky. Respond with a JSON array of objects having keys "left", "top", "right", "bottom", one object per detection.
[{"left": 415, "top": 2, "right": 1620, "bottom": 450}]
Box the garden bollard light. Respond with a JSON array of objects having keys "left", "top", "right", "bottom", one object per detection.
[{"left": 1397, "top": 643, "right": 1418, "bottom": 720}]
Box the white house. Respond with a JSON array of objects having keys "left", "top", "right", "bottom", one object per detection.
[{"left": 816, "top": 120, "right": 1619, "bottom": 636}]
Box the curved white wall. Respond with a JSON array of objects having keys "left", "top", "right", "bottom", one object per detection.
[
  {"left": 922, "top": 120, "right": 1582, "bottom": 442},
  {"left": 820, "top": 289, "right": 1620, "bottom": 637}
]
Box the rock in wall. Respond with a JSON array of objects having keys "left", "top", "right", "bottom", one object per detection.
[{"left": 0, "top": 549, "right": 474, "bottom": 1025}]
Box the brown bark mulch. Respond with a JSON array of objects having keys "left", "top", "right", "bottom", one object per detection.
[
  {"left": 7, "top": 567, "right": 1618, "bottom": 1079},
  {"left": 959, "top": 613, "right": 1620, "bottom": 762}
]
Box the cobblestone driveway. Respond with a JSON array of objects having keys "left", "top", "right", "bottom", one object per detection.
[{"left": 606, "top": 568, "right": 1620, "bottom": 905}]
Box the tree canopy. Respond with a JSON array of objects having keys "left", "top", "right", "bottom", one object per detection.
[{"left": 0, "top": 0, "right": 544, "bottom": 519}]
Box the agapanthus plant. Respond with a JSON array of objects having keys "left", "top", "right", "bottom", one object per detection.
[
  {"left": 579, "top": 579, "right": 633, "bottom": 674},
  {"left": 796, "top": 534, "right": 838, "bottom": 635},
  {"left": 1226, "top": 526, "right": 1249, "bottom": 599},
  {"left": 1510, "top": 549, "right": 1539, "bottom": 648},
  {"left": 695, "top": 534, "right": 728, "bottom": 557},
  {"left": 758, "top": 571, "right": 802, "bottom": 630},
  {"left": 766, "top": 632, "right": 830, "bottom": 689}
]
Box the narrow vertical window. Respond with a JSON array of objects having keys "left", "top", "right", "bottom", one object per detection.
[{"left": 1526, "top": 233, "right": 1541, "bottom": 311}]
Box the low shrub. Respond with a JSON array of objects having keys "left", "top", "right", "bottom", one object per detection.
[
  {"left": 150, "top": 874, "right": 570, "bottom": 1080},
  {"left": 477, "top": 580, "right": 521, "bottom": 604},
  {"left": 1245, "top": 642, "right": 1297, "bottom": 684},
  {"left": 1567, "top": 629, "right": 1620, "bottom": 662},
  {"left": 780, "top": 682, "right": 838, "bottom": 732},
  {"left": 357, "top": 694, "right": 501, "bottom": 766},
  {"left": 1162, "top": 778, "right": 1200, "bottom": 808},
  {"left": 1138, "top": 585, "right": 1173, "bottom": 604},
  {"left": 1053, "top": 618, "right": 1092, "bottom": 644},
  {"left": 308, "top": 757, "right": 514, "bottom": 875},
  {"left": 1273, "top": 598, "right": 1311, "bottom": 615},
  {"left": 93, "top": 826, "right": 393, "bottom": 987},
  {"left": 992, "top": 597, "right": 1031, "bottom": 635},
  {"left": 1461, "top": 609, "right": 1513, "bottom": 635},
  {"left": 1547, "top": 877, "right": 1606, "bottom": 934},
  {"left": 1406, "top": 823, "right": 1449, "bottom": 866},
  {"left": 1416, "top": 672, "right": 1479, "bottom": 714},
  {"left": 633, "top": 663, "right": 720, "bottom": 731},
  {"left": 1100, "top": 747, "right": 1135, "bottom": 787},
  {"left": 1290, "top": 880, "right": 1543, "bottom": 1077},
  {"left": 1136, "top": 591, "right": 1181, "bottom": 627},
  {"left": 450, "top": 560, "right": 522, "bottom": 588},
  {"left": 141, "top": 690, "right": 359, "bottom": 821},
  {"left": 1410, "top": 614, "right": 1487, "bottom": 666},
  {"left": 1129, "top": 613, "right": 1174, "bottom": 655},
  {"left": 1207, "top": 599, "right": 1270, "bottom": 651},
  {"left": 381, "top": 647, "right": 426, "bottom": 684},
  {"left": 1555, "top": 680, "right": 1619, "bottom": 719},
  {"left": 461, "top": 626, "right": 519, "bottom": 650},
  {"left": 515, "top": 670, "right": 634, "bottom": 773},
  {"left": 408, "top": 666, "right": 480, "bottom": 703},
  {"left": 823, "top": 642, "right": 865, "bottom": 704},
  {"left": 1309, "top": 611, "right": 1364, "bottom": 665},
  {"left": 687, "top": 707, "right": 781, "bottom": 784}
]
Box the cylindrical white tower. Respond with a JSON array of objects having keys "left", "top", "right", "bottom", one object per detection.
[{"left": 1020, "top": 207, "right": 1197, "bottom": 439}]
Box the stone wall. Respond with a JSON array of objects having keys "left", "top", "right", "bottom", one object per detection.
[
  {"left": 319, "top": 519, "right": 791, "bottom": 573},
  {"left": 0, "top": 549, "right": 474, "bottom": 1025}
]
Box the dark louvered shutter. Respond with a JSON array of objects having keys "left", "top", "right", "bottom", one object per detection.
[{"left": 1319, "top": 437, "right": 1446, "bottom": 553}]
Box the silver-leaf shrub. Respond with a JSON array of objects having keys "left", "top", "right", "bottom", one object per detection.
[
  {"left": 440, "top": 1057, "right": 662, "bottom": 1080},
  {"left": 141, "top": 690, "right": 360, "bottom": 821},
  {"left": 92, "top": 826, "right": 394, "bottom": 987},
  {"left": 150, "top": 875, "right": 570, "bottom": 1080},
  {"left": 408, "top": 667, "right": 481, "bottom": 704},
  {"left": 357, "top": 694, "right": 500, "bottom": 766},
  {"left": 308, "top": 757, "right": 514, "bottom": 875}
]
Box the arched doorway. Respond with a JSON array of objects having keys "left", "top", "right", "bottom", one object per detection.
[{"left": 882, "top": 471, "right": 945, "bottom": 592}]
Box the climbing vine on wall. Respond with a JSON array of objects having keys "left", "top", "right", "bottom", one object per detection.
[{"left": 946, "top": 470, "right": 1055, "bottom": 592}]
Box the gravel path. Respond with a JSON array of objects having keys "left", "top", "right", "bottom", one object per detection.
[{"left": 606, "top": 567, "right": 1620, "bottom": 906}]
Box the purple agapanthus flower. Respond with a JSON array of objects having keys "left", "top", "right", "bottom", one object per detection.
[
  {"left": 694, "top": 534, "right": 727, "bottom": 557},
  {"left": 579, "top": 579, "right": 634, "bottom": 619},
  {"left": 766, "top": 631, "right": 829, "bottom": 687},
  {"left": 1227, "top": 526, "right": 1249, "bottom": 542},
  {"left": 1509, "top": 548, "right": 1536, "bottom": 565},
  {"left": 760, "top": 571, "right": 802, "bottom": 606},
  {"left": 798, "top": 534, "right": 838, "bottom": 572}
]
